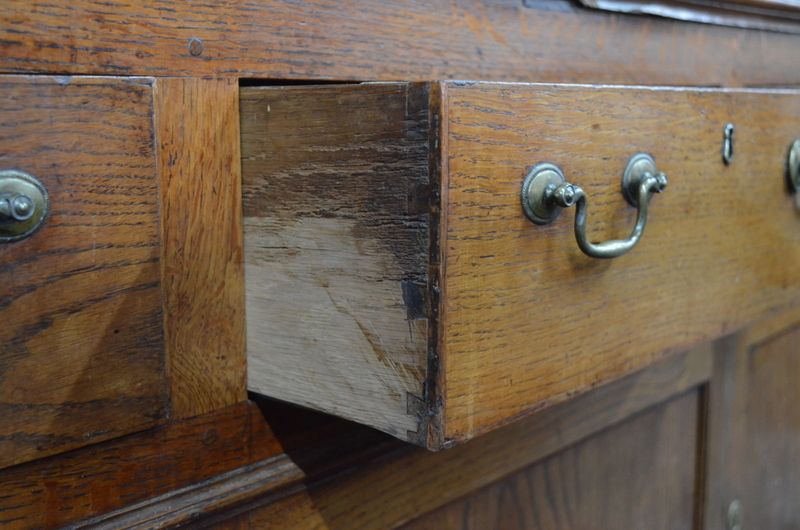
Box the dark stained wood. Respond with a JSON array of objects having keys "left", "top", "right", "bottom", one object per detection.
[
  {"left": 703, "top": 320, "right": 800, "bottom": 529},
  {"left": 0, "top": 75, "right": 166, "bottom": 470},
  {"left": 402, "top": 390, "right": 700, "bottom": 530},
  {"left": 0, "top": 402, "right": 283, "bottom": 530},
  {"left": 226, "top": 346, "right": 711, "bottom": 530},
  {"left": 1, "top": 0, "right": 800, "bottom": 87},
  {"left": 156, "top": 77, "right": 247, "bottom": 419},
  {"left": 241, "top": 83, "right": 433, "bottom": 442}
]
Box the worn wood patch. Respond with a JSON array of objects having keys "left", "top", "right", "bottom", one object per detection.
[
  {"left": 0, "top": 76, "right": 166, "bottom": 469},
  {"left": 241, "top": 83, "right": 433, "bottom": 441}
]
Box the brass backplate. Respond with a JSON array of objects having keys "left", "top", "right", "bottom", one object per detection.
[{"left": 0, "top": 170, "right": 50, "bottom": 243}]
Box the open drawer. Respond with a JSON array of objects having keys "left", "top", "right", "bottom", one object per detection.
[{"left": 241, "top": 82, "right": 800, "bottom": 449}]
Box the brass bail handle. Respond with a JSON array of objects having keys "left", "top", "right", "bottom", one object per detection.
[{"left": 521, "top": 153, "right": 668, "bottom": 259}]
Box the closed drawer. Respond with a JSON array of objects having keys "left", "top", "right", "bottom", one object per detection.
[
  {"left": 0, "top": 76, "right": 166, "bottom": 468},
  {"left": 241, "top": 82, "right": 800, "bottom": 449}
]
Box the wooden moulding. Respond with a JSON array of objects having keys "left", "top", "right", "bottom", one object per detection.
[{"left": 242, "top": 82, "right": 800, "bottom": 449}]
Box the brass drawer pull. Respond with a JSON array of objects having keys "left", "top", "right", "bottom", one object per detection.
[
  {"left": 0, "top": 170, "right": 50, "bottom": 243},
  {"left": 521, "top": 153, "right": 668, "bottom": 259}
]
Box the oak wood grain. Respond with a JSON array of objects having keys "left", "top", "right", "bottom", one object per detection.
[
  {"left": 440, "top": 82, "right": 800, "bottom": 443},
  {"left": 234, "top": 346, "right": 711, "bottom": 530},
  {"left": 402, "top": 390, "right": 700, "bottom": 530},
  {"left": 1, "top": 0, "right": 800, "bottom": 87},
  {"left": 241, "top": 83, "right": 433, "bottom": 442},
  {"left": 0, "top": 402, "right": 282, "bottom": 530},
  {"left": 0, "top": 75, "right": 166, "bottom": 470},
  {"left": 156, "top": 77, "right": 246, "bottom": 419}
]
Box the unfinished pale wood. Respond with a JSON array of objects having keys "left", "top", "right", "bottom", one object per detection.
[
  {"left": 156, "top": 78, "right": 247, "bottom": 419},
  {"left": 1, "top": 0, "right": 800, "bottom": 87},
  {"left": 241, "top": 84, "right": 432, "bottom": 442},
  {"left": 0, "top": 76, "right": 166, "bottom": 469}
]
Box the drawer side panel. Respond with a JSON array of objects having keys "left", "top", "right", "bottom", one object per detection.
[{"left": 242, "top": 83, "right": 433, "bottom": 441}]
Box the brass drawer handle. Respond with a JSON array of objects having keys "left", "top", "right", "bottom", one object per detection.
[
  {"left": 0, "top": 170, "right": 50, "bottom": 243},
  {"left": 521, "top": 153, "right": 668, "bottom": 259}
]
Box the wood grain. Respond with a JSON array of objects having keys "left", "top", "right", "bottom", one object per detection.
[
  {"left": 234, "top": 346, "right": 711, "bottom": 529},
  {"left": 704, "top": 321, "right": 800, "bottom": 529},
  {"left": 1, "top": 0, "right": 800, "bottom": 87},
  {"left": 156, "top": 77, "right": 246, "bottom": 419},
  {"left": 0, "top": 402, "right": 282, "bottom": 530},
  {"left": 402, "top": 390, "right": 700, "bottom": 530},
  {"left": 440, "top": 82, "right": 800, "bottom": 444},
  {"left": 0, "top": 75, "right": 166, "bottom": 470},
  {"left": 241, "top": 84, "right": 432, "bottom": 441}
]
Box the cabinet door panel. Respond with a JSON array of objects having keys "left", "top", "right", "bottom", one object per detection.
[
  {"left": 402, "top": 390, "right": 700, "bottom": 530},
  {"left": 704, "top": 323, "right": 800, "bottom": 529}
]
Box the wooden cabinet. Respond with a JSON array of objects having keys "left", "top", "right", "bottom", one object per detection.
[
  {"left": 0, "top": 76, "right": 166, "bottom": 469},
  {"left": 1, "top": 2, "right": 800, "bottom": 529},
  {"left": 242, "top": 81, "right": 800, "bottom": 449}
]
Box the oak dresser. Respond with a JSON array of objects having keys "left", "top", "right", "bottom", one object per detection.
[{"left": 1, "top": 1, "right": 800, "bottom": 529}]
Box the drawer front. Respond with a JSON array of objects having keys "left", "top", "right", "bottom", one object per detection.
[
  {"left": 441, "top": 83, "right": 800, "bottom": 440},
  {"left": 0, "top": 76, "right": 166, "bottom": 468}
]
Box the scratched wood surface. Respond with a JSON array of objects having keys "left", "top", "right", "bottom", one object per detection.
[
  {"left": 1, "top": 0, "right": 800, "bottom": 87},
  {"left": 0, "top": 76, "right": 166, "bottom": 470},
  {"left": 210, "top": 346, "right": 710, "bottom": 530},
  {"left": 241, "top": 84, "right": 434, "bottom": 443},
  {"left": 440, "top": 82, "right": 800, "bottom": 443},
  {"left": 402, "top": 390, "right": 700, "bottom": 530},
  {"left": 156, "top": 77, "right": 247, "bottom": 419}
]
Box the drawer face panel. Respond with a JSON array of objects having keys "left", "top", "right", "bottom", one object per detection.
[
  {"left": 0, "top": 76, "right": 166, "bottom": 468},
  {"left": 242, "top": 82, "right": 800, "bottom": 448},
  {"left": 441, "top": 83, "right": 800, "bottom": 440}
]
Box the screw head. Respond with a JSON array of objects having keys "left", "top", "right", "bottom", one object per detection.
[
  {"left": 10, "top": 195, "right": 34, "bottom": 221},
  {"left": 788, "top": 141, "right": 800, "bottom": 193},
  {"left": 728, "top": 499, "right": 742, "bottom": 530},
  {"left": 562, "top": 184, "right": 576, "bottom": 205}
]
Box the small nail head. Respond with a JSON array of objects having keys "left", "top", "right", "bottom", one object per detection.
[
  {"left": 188, "top": 38, "right": 204, "bottom": 57},
  {"left": 563, "top": 185, "right": 575, "bottom": 204}
]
